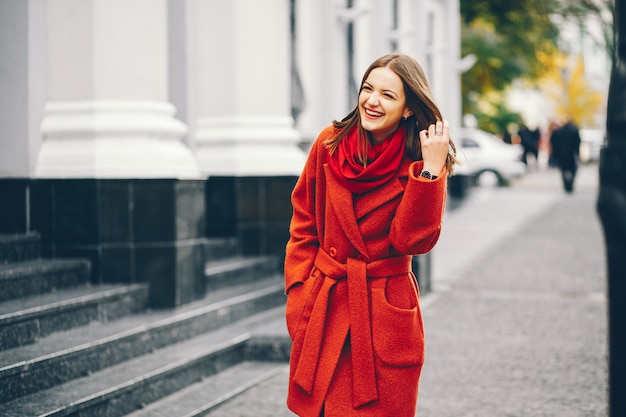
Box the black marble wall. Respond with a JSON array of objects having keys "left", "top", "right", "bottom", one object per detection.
[
  {"left": 447, "top": 174, "right": 474, "bottom": 198},
  {"left": 0, "top": 178, "right": 208, "bottom": 308},
  {"left": 0, "top": 179, "right": 29, "bottom": 233},
  {"left": 205, "top": 176, "right": 298, "bottom": 264},
  {"left": 412, "top": 253, "right": 431, "bottom": 294}
]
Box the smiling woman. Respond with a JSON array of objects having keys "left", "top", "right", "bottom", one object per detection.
[
  {"left": 284, "top": 53, "right": 458, "bottom": 417},
  {"left": 358, "top": 67, "right": 410, "bottom": 143}
]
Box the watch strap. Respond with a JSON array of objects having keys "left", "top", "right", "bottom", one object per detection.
[{"left": 420, "top": 170, "right": 438, "bottom": 180}]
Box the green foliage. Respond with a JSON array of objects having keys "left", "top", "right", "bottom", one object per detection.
[
  {"left": 461, "top": 0, "right": 560, "bottom": 78},
  {"left": 461, "top": 24, "right": 526, "bottom": 93},
  {"left": 461, "top": 0, "right": 561, "bottom": 131},
  {"left": 540, "top": 54, "right": 605, "bottom": 127},
  {"left": 466, "top": 89, "right": 523, "bottom": 135},
  {"left": 558, "top": 0, "right": 616, "bottom": 66}
]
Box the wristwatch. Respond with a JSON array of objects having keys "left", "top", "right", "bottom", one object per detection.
[{"left": 420, "top": 170, "right": 438, "bottom": 180}]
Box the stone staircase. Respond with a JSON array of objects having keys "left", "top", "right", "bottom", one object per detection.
[{"left": 0, "top": 233, "right": 290, "bottom": 416}]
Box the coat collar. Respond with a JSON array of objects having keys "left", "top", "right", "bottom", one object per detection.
[
  {"left": 354, "top": 158, "right": 411, "bottom": 220},
  {"left": 323, "top": 158, "right": 412, "bottom": 258},
  {"left": 324, "top": 164, "right": 368, "bottom": 257}
]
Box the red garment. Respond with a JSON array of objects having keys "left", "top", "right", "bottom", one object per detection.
[
  {"left": 285, "top": 125, "right": 447, "bottom": 417},
  {"left": 328, "top": 125, "right": 406, "bottom": 194}
]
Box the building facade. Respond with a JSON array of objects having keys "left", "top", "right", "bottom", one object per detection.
[{"left": 0, "top": 0, "right": 461, "bottom": 305}]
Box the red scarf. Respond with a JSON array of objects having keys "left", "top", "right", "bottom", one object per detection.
[{"left": 328, "top": 125, "right": 406, "bottom": 194}]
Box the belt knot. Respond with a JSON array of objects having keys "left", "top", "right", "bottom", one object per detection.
[{"left": 292, "top": 248, "right": 411, "bottom": 408}]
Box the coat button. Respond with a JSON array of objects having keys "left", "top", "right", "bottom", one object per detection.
[{"left": 329, "top": 247, "right": 337, "bottom": 257}]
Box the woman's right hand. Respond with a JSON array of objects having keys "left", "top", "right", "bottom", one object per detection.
[{"left": 419, "top": 119, "right": 450, "bottom": 177}]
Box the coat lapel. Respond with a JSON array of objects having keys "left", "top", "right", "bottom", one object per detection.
[
  {"left": 354, "top": 158, "right": 411, "bottom": 220},
  {"left": 323, "top": 164, "right": 369, "bottom": 257}
]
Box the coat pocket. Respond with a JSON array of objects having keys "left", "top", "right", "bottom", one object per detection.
[
  {"left": 370, "top": 279, "right": 424, "bottom": 367},
  {"left": 285, "top": 268, "right": 318, "bottom": 340}
]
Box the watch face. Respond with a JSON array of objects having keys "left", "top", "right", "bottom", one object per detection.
[{"left": 420, "top": 170, "right": 432, "bottom": 179}]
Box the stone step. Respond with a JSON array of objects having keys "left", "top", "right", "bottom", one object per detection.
[
  {"left": 125, "top": 361, "right": 288, "bottom": 417},
  {"left": 205, "top": 255, "right": 278, "bottom": 290},
  {"left": 0, "top": 275, "right": 286, "bottom": 403},
  {"left": 0, "top": 233, "right": 40, "bottom": 265},
  {"left": 0, "top": 258, "right": 91, "bottom": 302},
  {"left": 203, "top": 237, "right": 240, "bottom": 262},
  {"left": 0, "top": 283, "right": 149, "bottom": 351},
  {"left": 0, "top": 306, "right": 289, "bottom": 417}
]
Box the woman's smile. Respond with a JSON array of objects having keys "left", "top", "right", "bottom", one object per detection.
[
  {"left": 358, "top": 66, "right": 410, "bottom": 142},
  {"left": 363, "top": 107, "right": 384, "bottom": 118}
]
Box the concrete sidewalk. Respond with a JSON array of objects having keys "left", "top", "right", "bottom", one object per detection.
[
  {"left": 418, "top": 163, "right": 607, "bottom": 417},
  {"left": 206, "top": 164, "right": 608, "bottom": 417}
]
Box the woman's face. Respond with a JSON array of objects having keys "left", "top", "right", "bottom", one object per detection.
[{"left": 358, "top": 66, "right": 411, "bottom": 143}]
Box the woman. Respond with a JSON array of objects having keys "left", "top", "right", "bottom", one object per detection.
[{"left": 284, "top": 53, "right": 457, "bottom": 417}]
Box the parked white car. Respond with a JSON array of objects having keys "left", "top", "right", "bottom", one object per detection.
[
  {"left": 579, "top": 128, "right": 605, "bottom": 163},
  {"left": 454, "top": 128, "right": 526, "bottom": 186}
]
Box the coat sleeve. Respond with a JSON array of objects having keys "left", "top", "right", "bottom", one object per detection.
[
  {"left": 389, "top": 160, "right": 447, "bottom": 255},
  {"left": 284, "top": 129, "right": 330, "bottom": 293}
]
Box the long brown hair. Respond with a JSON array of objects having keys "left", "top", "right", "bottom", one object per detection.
[{"left": 324, "top": 53, "right": 458, "bottom": 175}]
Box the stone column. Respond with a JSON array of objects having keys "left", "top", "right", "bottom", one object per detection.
[
  {"left": 29, "top": 0, "right": 206, "bottom": 308},
  {"left": 443, "top": 0, "right": 462, "bottom": 133},
  {"left": 192, "top": 0, "right": 305, "bottom": 176},
  {"left": 37, "top": 0, "right": 199, "bottom": 179},
  {"left": 0, "top": 0, "right": 47, "bottom": 233},
  {"left": 398, "top": 0, "right": 425, "bottom": 61},
  {"left": 0, "top": 0, "right": 46, "bottom": 178},
  {"left": 296, "top": 0, "right": 352, "bottom": 143},
  {"left": 353, "top": 0, "right": 390, "bottom": 70},
  {"left": 190, "top": 0, "right": 307, "bottom": 263}
]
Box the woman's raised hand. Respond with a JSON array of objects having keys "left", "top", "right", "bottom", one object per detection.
[{"left": 419, "top": 119, "right": 450, "bottom": 177}]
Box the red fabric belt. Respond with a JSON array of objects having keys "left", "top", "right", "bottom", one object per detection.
[{"left": 292, "top": 248, "right": 412, "bottom": 408}]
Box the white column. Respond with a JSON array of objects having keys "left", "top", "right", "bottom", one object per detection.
[
  {"left": 0, "top": 0, "right": 46, "bottom": 177},
  {"left": 445, "top": 0, "right": 463, "bottom": 133},
  {"left": 292, "top": 0, "right": 352, "bottom": 143},
  {"left": 404, "top": 0, "right": 429, "bottom": 65},
  {"left": 399, "top": 0, "right": 462, "bottom": 133},
  {"left": 167, "top": 0, "right": 194, "bottom": 149},
  {"left": 396, "top": 0, "right": 420, "bottom": 58},
  {"left": 354, "top": 0, "right": 391, "bottom": 72},
  {"left": 36, "top": 0, "right": 200, "bottom": 179},
  {"left": 192, "top": 0, "right": 305, "bottom": 176}
]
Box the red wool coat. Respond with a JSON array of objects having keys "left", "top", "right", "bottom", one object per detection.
[{"left": 285, "top": 125, "right": 447, "bottom": 417}]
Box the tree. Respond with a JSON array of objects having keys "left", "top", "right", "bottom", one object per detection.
[
  {"left": 461, "top": 0, "right": 562, "bottom": 131},
  {"left": 558, "top": 0, "right": 616, "bottom": 67},
  {"left": 461, "top": 0, "right": 561, "bottom": 80},
  {"left": 540, "top": 54, "right": 605, "bottom": 127}
]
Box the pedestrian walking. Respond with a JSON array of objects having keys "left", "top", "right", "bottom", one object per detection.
[
  {"left": 550, "top": 118, "right": 581, "bottom": 193},
  {"left": 283, "top": 53, "right": 457, "bottom": 417},
  {"left": 518, "top": 123, "right": 541, "bottom": 168},
  {"left": 545, "top": 120, "right": 560, "bottom": 168}
]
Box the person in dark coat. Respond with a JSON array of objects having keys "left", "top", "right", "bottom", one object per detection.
[
  {"left": 550, "top": 119, "right": 581, "bottom": 193},
  {"left": 518, "top": 124, "right": 541, "bottom": 168}
]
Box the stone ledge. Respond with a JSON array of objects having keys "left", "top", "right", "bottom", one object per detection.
[
  {"left": 0, "top": 259, "right": 91, "bottom": 302},
  {"left": 0, "top": 282, "right": 285, "bottom": 403},
  {"left": 0, "top": 284, "right": 148, "bottom": 352},
  {"left": 0, "top": 233, "right": 40, "bottom": 264}
]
